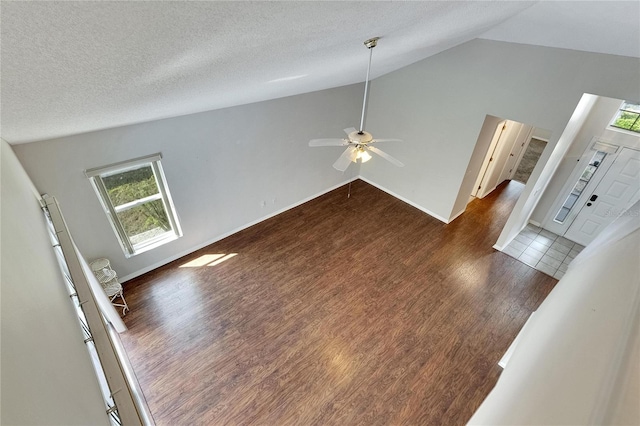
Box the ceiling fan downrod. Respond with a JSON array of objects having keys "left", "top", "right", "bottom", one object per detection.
[{"left": 359, "top": 37, "right": 379, "bottom": 134}]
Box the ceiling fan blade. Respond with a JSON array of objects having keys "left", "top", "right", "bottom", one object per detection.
[
  {"left": 343, "top": 127, "right": 357, "bottom": 136},
  {"left": 333, "top": 147, "right": 357, "bottom": 172},
  {"left": 367, "top": 146, "right": 405, "bottom": 167},
  {"left": 371, "top": 138, "right": 403, "bottom": 143},
  {"left": 309, "top": 138, "right": 347, "bottom": 147}
]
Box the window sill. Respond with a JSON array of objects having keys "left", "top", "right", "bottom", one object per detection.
[
  {"left": 125, "top": 233, "right": 180, "bottom": 258},
  {"left": 608, "top": 126, "right": 640, "bottom": 138}
]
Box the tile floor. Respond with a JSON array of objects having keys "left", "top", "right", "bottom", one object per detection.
[{"left": 503, "top": 223, "right": 584, "bottom": 280}]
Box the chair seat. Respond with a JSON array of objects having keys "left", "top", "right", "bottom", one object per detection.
[
  {"left": 94, "top": 268, "right": 117, "bottom": 283},
  {"left": 101, "top": 277, "right": 122, "bottom": 298},
  {"left": 90, "top": 257, "right": 129, "bottom": 315}
]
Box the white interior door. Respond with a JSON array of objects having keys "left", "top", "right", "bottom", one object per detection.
[
  {"left": 565, "top": 147, "right": 640, "bottom": 246},
  {"left": 498, "top": 124, "right": 533, "bottom": 183},
  {"left": 472, "top": 120, "right": 507, "bottom": 198}
]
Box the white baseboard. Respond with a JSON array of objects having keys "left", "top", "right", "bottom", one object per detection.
[
  {"left": 357, "top": 176, "right": 450, "bottom": 224},
  {"left": 448, "top": 209, "right": 466, "bottom": 224},
  {"left": 499, "top": 311, "right": 536, "bottom": 368},
  {"left": 494, "top": 220, "right": 540, "bottom": 252},
  {"left": 120, "top": 176, "right": 359, "bottom": 282},
  {"left": 121, "top": 176, "right": 457, "bottom": 282}
]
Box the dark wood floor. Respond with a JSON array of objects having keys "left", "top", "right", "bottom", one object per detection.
[{"left": 120, "top": 179, "right": 557, "bottom": 425}]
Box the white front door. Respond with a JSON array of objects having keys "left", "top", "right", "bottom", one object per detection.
[{"left": 565, "top": 147, "right": 640, "bottom": 246}]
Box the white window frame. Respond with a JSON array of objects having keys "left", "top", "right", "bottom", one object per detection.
[
  {"left": 609, "top": 100, "right": 640, "bottom": 135},
  {"left": 85, "top": 153, "right": 182, "bottom": 257}
]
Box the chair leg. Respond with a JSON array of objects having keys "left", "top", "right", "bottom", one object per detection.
[
  {"left": 119, "top": 291, "right": 129, "bottom": 316},
  {"left": 109, "top": 290, "right": 130, "bottom": 316}
]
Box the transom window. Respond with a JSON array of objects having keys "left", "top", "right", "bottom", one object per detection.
[
  {"left": 85, "top": 154, "right": 182, "bottom": 257},
  {"left": 610, "top": 102, "right": 640, "bottom": 133}
]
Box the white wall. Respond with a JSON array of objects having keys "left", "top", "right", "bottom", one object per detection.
[
  {"left": 361, "top": 39, "right": 640, "bottom": 224},
  {"left": 11, "top": 41, "right": 640, "bottom": 280},
  {"left": 14, "top": 84, "right": 363, "bottom": 279},
  {"left": 532, "top": 95, "right": 640, "bottom": 227},
  {"left": 469, "top": 202, "right": 640, "bottom": 425},
  {"left": 1, "top": 139, "right": 109, "bottom": 425},
  {"left": 532, "top": 127, "right": 552, "bottom": 141}
]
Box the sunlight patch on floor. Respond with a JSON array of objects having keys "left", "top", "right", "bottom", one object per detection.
[
  {"left": 179, "top": 253, "right": 236, "bottom": 267},
  {"left": 208, "top": 253, "right": 238, "bottom": 266}
]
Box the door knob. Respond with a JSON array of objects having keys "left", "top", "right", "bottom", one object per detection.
[
  {"left": 590, "top": 194, "right": 598, "bottom": 202},
  {"left": 587, "top": 202, "right": 592, "bottom": 206}
]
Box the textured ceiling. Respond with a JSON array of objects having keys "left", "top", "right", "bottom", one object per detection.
[
  {"left": 1, "top": 1, "right": 637, "bottom": 144},
  {"left": 480, "top": 1, "right": 640, "bottom": 58}
]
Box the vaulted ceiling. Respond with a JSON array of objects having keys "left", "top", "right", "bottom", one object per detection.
[{"left": 1, "top": 1, "right": 638, "bottom": 144}]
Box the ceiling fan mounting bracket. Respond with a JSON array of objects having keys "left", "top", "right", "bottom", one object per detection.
[
  {"left": 348, "top": 130, "right": 373, "bottom": 144},
  {"left": 364, "top": 37, "right": 380, "bottom": 49}
]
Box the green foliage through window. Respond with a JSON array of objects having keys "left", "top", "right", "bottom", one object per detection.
[
  {"left": 103, "top": 166, "right": 159, "bottom": 206},
  {"left": 87, "top": 155, "right": 181, "bottom": 256},
  {"left": 117, "top": 199, "right": 170, "bottom": 241},
  {"left": 611, "top": 102, "right": 640, "bottom": 133},
  {"left": 103, "top": 165, "right": 169, "bottom": 239}
]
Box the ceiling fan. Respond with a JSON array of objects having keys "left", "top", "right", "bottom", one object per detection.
[{"left": 309, "top": 37, "right": 404, "bottom": 172}]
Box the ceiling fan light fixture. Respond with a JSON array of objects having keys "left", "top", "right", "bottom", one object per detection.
[{"left": 356, "top": 148, "right": 372, "bottom": 163}]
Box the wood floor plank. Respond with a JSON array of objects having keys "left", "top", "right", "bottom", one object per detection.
[{"left": 120, "top": 179, "right": 557, "bottom": 425}]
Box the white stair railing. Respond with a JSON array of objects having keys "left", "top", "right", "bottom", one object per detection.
[{"left": 42, "top": 194, "right": 153, "bottom": 425}]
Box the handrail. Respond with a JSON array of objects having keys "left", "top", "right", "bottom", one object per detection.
[
  {"left": 106, "top": 322, "right": 155, "bottom": 426},
  {"left": 43, "top": 194, "right": 153, "bottom": 425}
]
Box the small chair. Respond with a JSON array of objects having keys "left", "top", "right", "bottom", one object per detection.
[{"left": 89, "top": 258, "right": 129, "bottom": 315}]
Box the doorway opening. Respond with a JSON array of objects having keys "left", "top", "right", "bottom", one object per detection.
[
  {"left": 512, "top": 138, "right": 548, "bottom": 184},
  {"left": 470, "top": 116, "right": 549, "bottom": 201},
  {"left": 452, "top": 93, "right": 639, "bottom": 272},
  {"left": 499, "top": 94, "right": 640, "bottom": 278}
]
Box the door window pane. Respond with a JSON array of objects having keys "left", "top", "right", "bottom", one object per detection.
[
  {"left": 555, "top": 207, "right": 570, "bottom": 223},
  {"left": 554, "top": 150, "right": 607, "bottom": 224}
]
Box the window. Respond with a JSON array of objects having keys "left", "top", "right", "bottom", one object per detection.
[
  {"left": 85, "top": 154, "right": 182, "bottom": 257},
  {"left": 553, "top": 149, "right": 607, "bottom": 224},
  {"left": 610, "top": 102, "right": 640, "bottom": 133}
]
